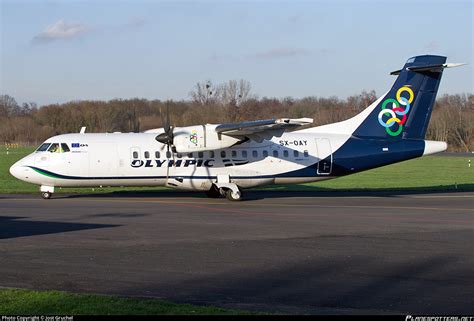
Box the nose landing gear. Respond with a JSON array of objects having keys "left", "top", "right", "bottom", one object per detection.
[
  {"left": 40, "top": 185, "right": 54, "bottom": 200},
  {"left": 41, "top": 192, "right": 52, "bottom": 199}
]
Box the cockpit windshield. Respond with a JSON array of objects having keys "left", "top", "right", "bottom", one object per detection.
[
  {"left": 45, "top": 143, "right": 70, "bottom": 153},
  {"left": 36, "top": 143, "right": 51, "bottom": 152},
  {"left": 48, "top": 143, "right": 60, "bottom": 153}
]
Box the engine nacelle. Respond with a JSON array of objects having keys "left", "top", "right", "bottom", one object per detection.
[{"left": 172, "top": 124, "right": 241, "bottom": 153}]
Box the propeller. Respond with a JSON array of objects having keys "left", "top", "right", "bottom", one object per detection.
[
  {"left": 156, "top": 101, "right": 176, "bottom": 180},
  {"left": 156, "top": 101, "right": 175, "bottom": 152}
]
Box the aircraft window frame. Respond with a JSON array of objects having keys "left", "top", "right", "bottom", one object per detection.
[
  {"left": 273, "top": 150, "right": 279, "bottom": 158},
  {"left": 231, "top": 150, "right": 237, "bottom": 157},
  {"left": 155, "top": 151, "right": 160, "bottom": 159},
  {"left": 132, "top": 151, "right": 139, "bottom": 159},
  {"left": 187, "top": 153, "right": 194, "bottom": 158},
  {"left": 144, "top": 151, "right": 150, "bottom": 159},
  {"left": 221, "top": 151, "right": 226, "bottom": 158},
  {"left": 283, "top": 150, "right": 289, "bottom": 157},
  {"left": 48, "top": 143, "right": 60, "bottom": 153},
  {"left": 242, "top": 150, "right": 247, "bottom": 158},
  {"left": 293, "top": 150, "right": 299, "bottom": 157},
  {"left": 252, "top": 150, "right": 258, "bottom": 158},
  {"left": 166, "top": 151, "right": 171, "bottom": 158},
  {"left": 209, "top": 151, "right": 215, "bottom": 158},
  {"left": 198, "top": 152, "right": 204, "bottom": 158},
  {"left": 304, "top": 150, "right": 309, "bottom": 157},
  {"left": 36, "top": 143, "right": 51, "bottom": 152},
  {"left": 177, "top": 153, "right": 183, "bottom": 158},
  {"left": 61, "top": 143, "right": 70, "bottom": 153},
  {"left": 262, "top": 150, "right": 268, "bottom": 158}
]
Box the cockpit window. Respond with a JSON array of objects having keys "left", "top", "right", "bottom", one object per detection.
[
  {"left": 48, "top": 143, "right": 60, "bottom": 153},
  {"left": 61, "top": 143, "right": 70, "bottom": 152},
  {"left": 36, "top": 143, "right": 51, "bottom": 152}
]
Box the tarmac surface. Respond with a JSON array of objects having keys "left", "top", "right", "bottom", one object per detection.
[{"left": 0, "top": 191, "right": 473, "bottom": 314}]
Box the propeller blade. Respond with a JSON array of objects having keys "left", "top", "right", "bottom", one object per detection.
[
  {"left": 165, "top": 101, "right": 170, "bottom": 132},
  {"left": 166, "top": 143, "right": 170, "bottom": 181}
]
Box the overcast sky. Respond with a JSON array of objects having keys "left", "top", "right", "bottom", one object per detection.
[{"left": 1, "top": 0, "right": 472, "bottom": 105}]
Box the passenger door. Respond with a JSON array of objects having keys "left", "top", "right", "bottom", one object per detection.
[{"left": 316, "top": 138, "right": 332, "bottom": 175}]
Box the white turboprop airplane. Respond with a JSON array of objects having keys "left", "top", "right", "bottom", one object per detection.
[{"left": 10, "top": 55, "right": 465, "bottom": 200}]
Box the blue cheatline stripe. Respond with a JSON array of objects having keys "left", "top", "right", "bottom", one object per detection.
[{"left": 27, "top": 165, "right": 320, "bottom": 181}]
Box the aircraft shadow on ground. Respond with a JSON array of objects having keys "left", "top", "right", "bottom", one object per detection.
[
  {"left": 0, "top": 216, "right": 119, "bottom": 240},
  {"left": 59, "top": 184, "right": 474, "bottom": 201}
]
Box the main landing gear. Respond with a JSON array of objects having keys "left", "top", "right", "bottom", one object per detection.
[
  {"left": 225, "top": 188, "right": 242, "bottom": 201},
  {"left": 205, "top": 183, "right": 243, "bottom": 201}
]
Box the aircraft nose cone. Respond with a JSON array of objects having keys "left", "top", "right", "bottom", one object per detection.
[{"left": 9, "top": 162, "right": 22, "bottom": 179}]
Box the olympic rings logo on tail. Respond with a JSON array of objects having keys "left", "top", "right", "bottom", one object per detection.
[{"left": 377, "top": 86, "right": 414, "bottom": 136}]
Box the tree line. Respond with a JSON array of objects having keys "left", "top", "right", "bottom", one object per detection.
[{"left": 1, "top": 79, "right": 473, "bottom": 151}]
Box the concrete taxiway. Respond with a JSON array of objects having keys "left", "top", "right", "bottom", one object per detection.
[{"left": 0, "top": 191, "right": 473, "bottom": 314}]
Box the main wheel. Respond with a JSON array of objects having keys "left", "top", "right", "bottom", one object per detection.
[
  {"left": 41, "top": 192, "right": 52, "bottom": 199},
  {"left": 205, "top": 185, "right": 221, "bottom": 198},
  {"left": 225, "top": 188, "right": 242, "bottom": 201}
]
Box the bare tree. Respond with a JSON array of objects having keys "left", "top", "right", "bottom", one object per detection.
[
  {"left": 190, "top": 80, "right": 221, "bottom": 105},
  {"left": 0, "top": 94, "right": 20, "bottom": 117}
]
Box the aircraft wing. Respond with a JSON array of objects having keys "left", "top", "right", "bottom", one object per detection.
[{"left": 215, "top": 118, "right": 313, "bottom": 143}]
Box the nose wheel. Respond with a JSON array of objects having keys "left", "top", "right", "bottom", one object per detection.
[{"left": 41, "top": 192, "right": 52, "bottom": 199}]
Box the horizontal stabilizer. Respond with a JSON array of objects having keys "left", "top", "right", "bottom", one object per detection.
[{"left": 390, "top": 62, "right": 466, "bottom": 75}]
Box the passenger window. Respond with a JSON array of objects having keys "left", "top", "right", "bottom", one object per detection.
[
  {"left": 48, "top": 143, "right": 60, "bottom": 153},
  {"left": 198, "top": 152, "right": 204, "bottom": 158},
  {"left": 262, "top": 150, "right": 268, "bottom": 158},
  {"left": 133, "top": 151, "right": 138, "bottom": 159},
  {"left": 283, "top": 150, "right": 289, "bottom": 157},
  {"left": 304, "top": 150, "right": 309, "bottom": 157},
  {"left": 177, "top": 153, "right": 182, "bottom": 158},
  {"left": 36, "top": 143, "right": 51, "bottom": 152},
  {"left": 231, "top": 150, "right": 237, "bottom": 157},
  {"left": 144, "top": 151, "right": 150, "bottom": 159},
  {"left": 155, "top": 151, "right": 160, "bottom": 159},
  {"left": 242, "top": 150, "right": 247, "bottom": 158},
  {"left": 293, "top": 150, "right": 299, "bottom": 157},
  {"left": 61, "top": 143, "right": 70, "bottom": 153},
  {"left": 252, "top": 150, "right": 258, "bottom": 158},
  {"left": 221, "top": 151, "right": 226, "bottom": 158},
  {"left": 187, "top": 153, "right": 194, "bottom": 158},
  {"left": 209, "top": 151, "right": 215, "bottom": 158},
  {"left": 273, "top": 150, "right": 279, "bottom": 157},
  {"left": 166, "top": 151, "right": 171, "bottom": 158}
]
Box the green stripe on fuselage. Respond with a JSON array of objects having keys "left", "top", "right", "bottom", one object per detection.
[{"left": 30, "top": 167, "right": 60, "bottom": 179}]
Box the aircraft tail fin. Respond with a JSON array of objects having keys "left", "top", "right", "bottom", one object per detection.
[{"left": 351, "top": 55, "right": 463, "bottom": 140}]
